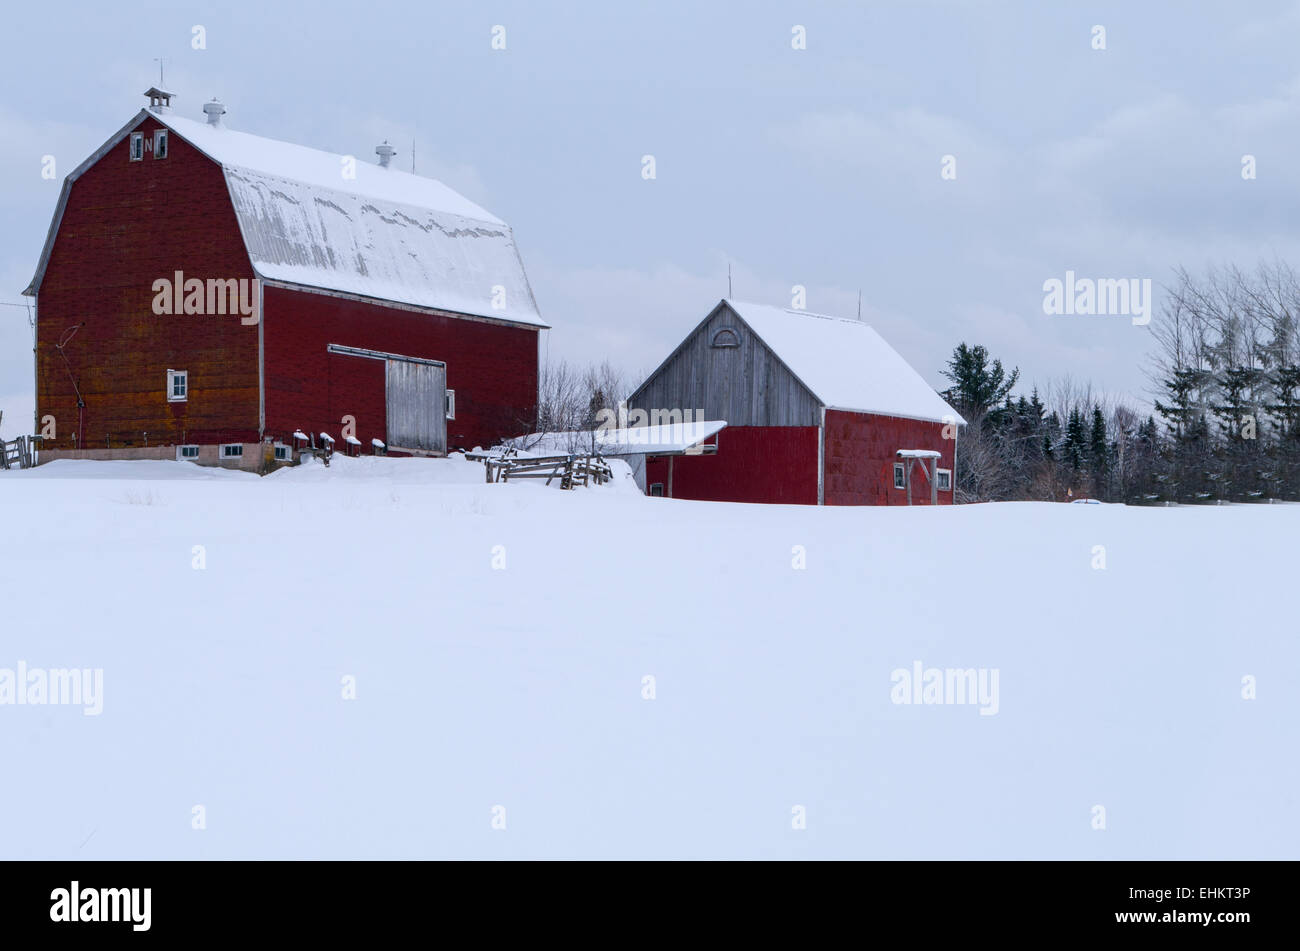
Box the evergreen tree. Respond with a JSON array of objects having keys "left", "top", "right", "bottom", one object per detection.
[
  {"left": 1088, "top": 406, "right": 1109, "bottom": 498},
  {"left": 1063, "top": 409, "right": 1087, "bottom": 472},
  {"left": 940, "top": 343, "right": 1020, "bottom": 423}
]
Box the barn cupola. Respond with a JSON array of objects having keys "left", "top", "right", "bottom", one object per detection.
[
  {"left": 375, "top": 141, "right": 396, "bottom": 168},
  {"left": 143, "top": 86, "right": 174, "bottom": 113},
  {"left": 203, "top": 98, "right": 227, "bottom": 126}
]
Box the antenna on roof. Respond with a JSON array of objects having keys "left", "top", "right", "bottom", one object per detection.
[
  {"left": 154, "top": 56, "right": 165, "bottom": 86},
  {"left": 727, "top": 262, "right": 732, "bottom": 298},
  {"left": 857, "top": 290, "right": 862, "bottom": 320},
  {"left": 412, "top": 139, "right": 416, "bottom": 173}
]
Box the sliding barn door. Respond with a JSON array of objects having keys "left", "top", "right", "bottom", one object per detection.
[{"left": 386, "top": 358, "right": 447, "bottom": 454}]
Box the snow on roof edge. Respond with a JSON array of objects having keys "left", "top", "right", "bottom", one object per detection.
[{"left": 724, "top": 299, "right": 966, "bottom": 426}]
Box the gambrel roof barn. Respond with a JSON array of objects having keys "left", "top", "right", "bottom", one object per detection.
[{"left": 24, "top": 90, "right": 545, "bottom": 469}]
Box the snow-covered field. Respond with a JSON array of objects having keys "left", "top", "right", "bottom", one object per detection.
[{"left": 1, "top": 455, "right": 1295, "bottom": 859}]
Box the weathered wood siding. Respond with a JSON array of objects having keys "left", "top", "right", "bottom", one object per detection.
[
  {"left": 628, "top": 301, "right": 820, "bottom": 427},
  {"left": 386, "top": 358, "right": 447, "bottom": 453}
]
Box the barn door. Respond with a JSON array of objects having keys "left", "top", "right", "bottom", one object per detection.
[{"left": 386, "top": 358, "right": 447, "bottom": 454}]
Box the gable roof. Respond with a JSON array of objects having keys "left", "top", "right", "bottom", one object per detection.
[
  {"left": 723, "top": 300, "right": 964, "bottom": 424},
  {"left": 24, "top": 107, "right": 547, "bottom": 329}
]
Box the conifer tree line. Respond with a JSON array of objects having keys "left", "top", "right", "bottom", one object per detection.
[{"left": 942, "top": 261, "right": 1300, "bottom": 504}]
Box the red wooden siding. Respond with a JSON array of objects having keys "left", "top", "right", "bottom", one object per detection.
[
  {"left": 262, "top": 285, "right": 539, "bottom": 452},
  {"left": 644, "top": 426, "right": 819, "bottom": 504},
  {"left": 823, "top": 410, "right": 954, "bottom": 506},
  {"left": 35, "top": 116, "right": 259, "bottom": 448}
]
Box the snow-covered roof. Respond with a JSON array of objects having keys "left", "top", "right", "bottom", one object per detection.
[
  {"left": 25, "top": 108, "right": 546, "bottom": 329},
  {"left": 896, "top": 449, "right": 941, "bottom": 459},
  {"left": 724, "top": 300, "right": 964, "bottom": 425},
  {"left": 511, "top": 420, "right": 727, "bottom": 457}
]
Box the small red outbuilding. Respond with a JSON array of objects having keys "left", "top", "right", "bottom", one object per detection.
[{"left": 628, "top": 299, "right": 964, "bottom": 505}]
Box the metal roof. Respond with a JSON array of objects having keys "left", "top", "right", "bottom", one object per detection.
[{"left": 24, "top": 107, "right": 547, "bottom": 330}]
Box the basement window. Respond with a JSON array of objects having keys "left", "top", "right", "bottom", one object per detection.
[
  {"left": 446, "top": 389, "right": 456, "bottom": 420},
  {"left": 153, "top": 129, "right": 168, "bottom": 159},
  {"left": 273, "top": 444, "right": 291, "bottom": 462},
  {"left": 177, "top": 444, "right": 200, "bottom": 461},
  {"left": 167, "top": 369, "right": 188, "bottom": 401},
  {"left": 893, "top": 462, "right": 905, "bottom": 490},
  {"left": 220, "top": 444, "right": 243, "bottom": 459},
  {"left": 649, "top": 483, "right": 665, "bottom": 497},
  {"left": 129, "top": 132, "right": 144, "bottom": 161},
  {"left": 937, "top": 468, "right": 952, "bottom": 492}
]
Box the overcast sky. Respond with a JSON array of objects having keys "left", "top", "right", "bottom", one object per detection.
[{"left": 5, "top": 0, "right": 1300, "bottom": 433}]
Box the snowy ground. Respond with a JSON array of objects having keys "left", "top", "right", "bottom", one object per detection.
[{"left": 0, "top": 455, "right": 1296, "bottom": 859}]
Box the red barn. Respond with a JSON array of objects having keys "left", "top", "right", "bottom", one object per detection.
[
  {"left": 23, "top": 89, "right": 547, "bottom": 470},
  {"left": 629, "top": 299, "right": 964, "bottom": 505}
]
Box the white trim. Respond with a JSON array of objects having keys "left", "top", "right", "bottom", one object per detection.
[
  {"left": 446, "top": 388, "right": 456, "bottom": 420},
  {"left": 257, "top": 279, "right": 265, "bottom": 438},
  {"left": 167, "top": 369, "right": 188, "bottom": 402},
  {"left": 937, "top": 467, "right": 952, "bottom": 491},
  {"left": 824, "top": 405, "right": 965, "bottom": 426},
  {"left": 893, "top": 462, "right": 906, "bottom": 490},
  {"left": 326, "top": 342, "right": 445, "bottom": 367},
  {"left": 152, "top": 128, "right": 168, "bottom": 159},
  {"left": 272, "top": 443, "right": 291, "bottom": 462},
  {"left": 219, "top": 443, "right": 244, "bottom": 459},
  {"left": 176, "top": 444, "right": 200, "bottom": 462},
  {"left": 817, "top": 405, "right": 825, "bottom": 505},
  {"left": 129, "top": 132, "right": 144, "bottom": 161}
]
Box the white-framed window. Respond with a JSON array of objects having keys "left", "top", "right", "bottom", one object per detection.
[
  {"left": 893, "top": 462, "right": 906, "bottom": 489},
  {"left": 176, "top": 444, "right": 200, "bottom": 461},
  {"left": 649, "top": 483, "right": 665, "bottom": 497},
  {"left": 129, "top": 132, "right": 144, "bottom": 161},
  {"left": 273, "top": 444, "right": 291, "bottom": 462},
  {"left": 220, "top": 444, "right": 243, "bottom": 459},
  {"left": 445, "top": 389, "right": 456, "bottom": 420},
  {"left": 937, "top": 468, "right": 952, "bottom": 491},
  {"left": 153, "top": 129, "right": 168, "bottom": 159},
  {"left": 167, "top": 369, "right": 188, "bottom": 402}
]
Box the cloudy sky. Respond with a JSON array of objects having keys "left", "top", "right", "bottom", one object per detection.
[{"left": 4, "top": 0, "right": 1300, "bottom": 432}]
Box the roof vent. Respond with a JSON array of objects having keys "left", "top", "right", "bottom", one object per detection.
[
  {"left": 202, "top": 98, "right": 227, "bottom": 126},
  {"left": 375, "top": 141, "right": 396, "bottom": 168},
  {"left": 144, "top": 86, "right": 174, "bottom": 113}
]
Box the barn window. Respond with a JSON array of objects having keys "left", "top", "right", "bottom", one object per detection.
[
  {"left": 937, "top": 468, "right": 952, "bottom": 491},
  {"left": 153, "top": 129, "right": 168, "bottom": 159},
  {"left": 446, "top": 389, "right": 456, "bottom": 420},
  {"left": 649, "top": 483, "right": 665, "bottom": 497},
  {"left": 893, "top": 462, "right": 905, "bottom": 489},
  {"left": 710, "top": 328, "right": 740, "bottom": 349},
  {"left": 167, "top": 369, "right": 188, "bottom": 401},
  {"left": 273, "top": 444, "right": 291, "bottom": 462},
  {"left": 220, "top": 444, "right": 243, "bottom": 459},
  {"left": 177, "top": 444, "right": 200, "bottom": 461},
  {"left": 129, "top": 133, "right": 144, "bottom": 161}
]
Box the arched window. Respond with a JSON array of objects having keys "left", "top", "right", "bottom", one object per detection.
[{"left": 711, "top": 328, "right": 740, "bottom": 349}]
